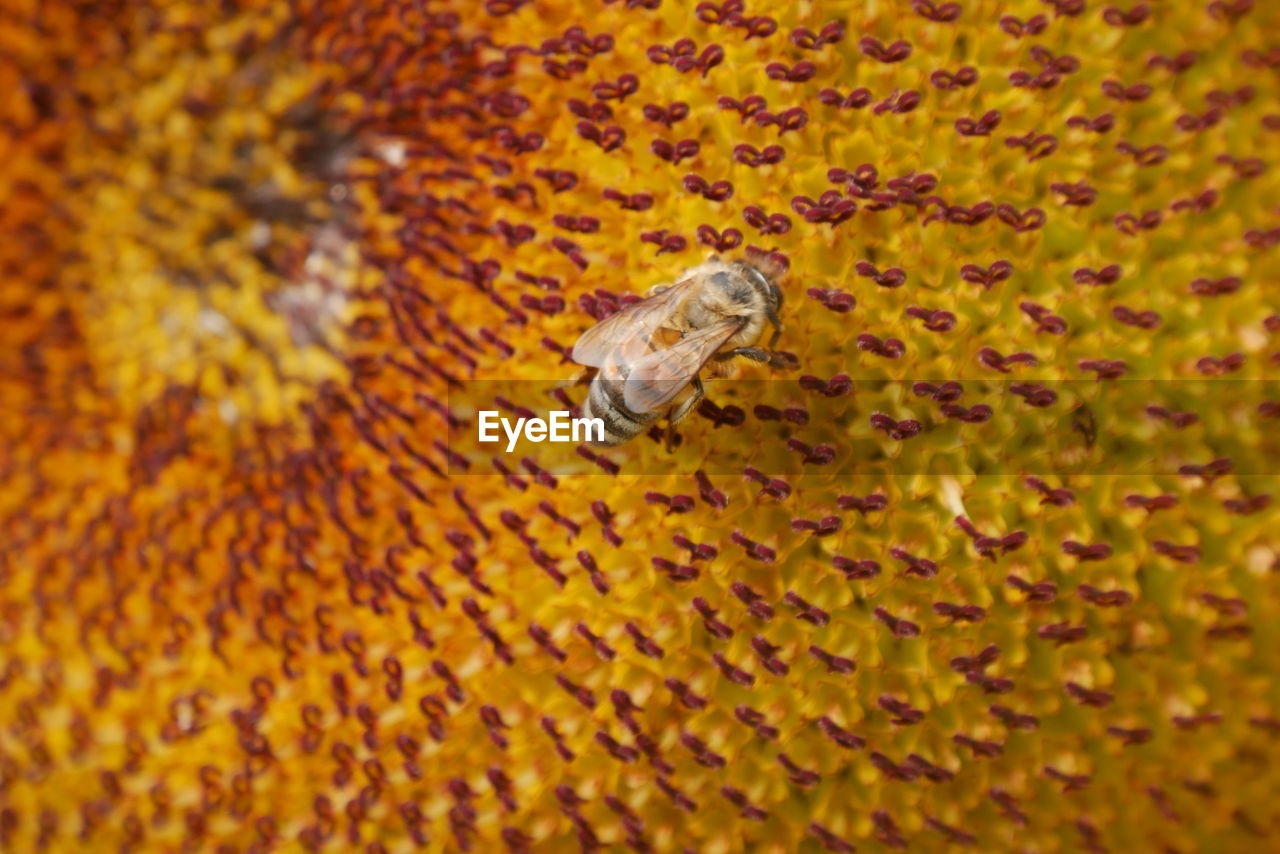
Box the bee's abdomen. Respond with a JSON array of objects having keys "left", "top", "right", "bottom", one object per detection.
[{"left": 583, "top": 376, "right": 656, "bottom": 445}]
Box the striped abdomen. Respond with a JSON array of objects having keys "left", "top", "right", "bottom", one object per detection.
[{"left": 581, "top": 374, "right": 661, "bottom": 446}]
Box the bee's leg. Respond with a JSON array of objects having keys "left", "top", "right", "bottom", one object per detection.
[
  {"left": 668, "top": 378, "right": 704, "bottom": 425},
  {"left": 764, "top": 309, "right": 792, "bottom": 368},
  {"left": 664, "top": 379, "right": 704, "bottom": 451},
  {"left": 715, "top": 347, "right": 771, "bottom": 363},
  {"left": 765, "top": 307, "right": 783, "bottom": 347}
]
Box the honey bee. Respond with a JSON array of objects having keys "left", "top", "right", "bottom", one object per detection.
[{"left": 571, "top": 254, "right": 785, "bottom": 446}]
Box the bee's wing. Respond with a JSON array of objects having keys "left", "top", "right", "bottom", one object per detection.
[
  {"left": 570, "top": 280, "right": 694, "bottom": 368},
  {"left": 622, "top": 318, "right": 743, "bottom": 413}
]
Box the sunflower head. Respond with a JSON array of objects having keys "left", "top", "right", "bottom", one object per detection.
[{"left": 1, "top": 1, "right": 1279, "bottom": 852}]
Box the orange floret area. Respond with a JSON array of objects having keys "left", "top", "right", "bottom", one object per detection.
[{"left": 1, "top": 0, "right": 1279, "bottom": 852}]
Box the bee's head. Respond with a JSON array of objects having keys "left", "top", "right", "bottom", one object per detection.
[{"left": 731, "top": 255, "right": 784, "bottom": 312}]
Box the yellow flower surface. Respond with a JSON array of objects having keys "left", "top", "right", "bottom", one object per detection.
[{"left": 2, "top": 0, "right": 1279, "bottom": 852}]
